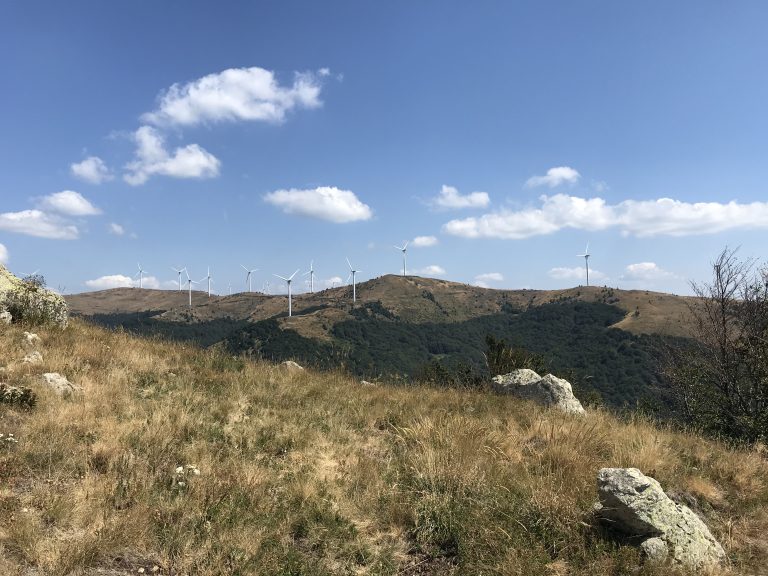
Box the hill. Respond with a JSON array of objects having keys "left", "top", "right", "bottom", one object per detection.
[
  {"left": 0, "top": 318, "right": 765, "bottom": 574},
  {"left": 65, "top": 277, "right": 696, "bottom": 411}
]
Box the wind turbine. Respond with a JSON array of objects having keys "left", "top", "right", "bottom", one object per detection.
[
  {"left": 346, "top": 258, "right": 361, "bottom": 304},
  {"left": 274, "top": 269, "right": 300, "bottom": 317},
  {"left": 577, "top": 243, "right": 591, "bottom": 286},
  {"left": 184, "top": 270, "right": 200, "bottom": 307},
  {"left": 204, "top": 266, "right": 213, "bottom": 297},
  {"left": 135, "top": 263, "right": 148, "bottom": 289},
  {"left": 394, "top": 241, "right": 409, "bottom": 277},
  {"left": 171, "top": 266, "right": 186, "bottom": 291},
  {"left": 240, "top": 264, "right": 258, "bottom": 293},
  {"left": 302, "top": 260, "right": 315, "bottom": 293},
  {"left": 19, "top": 269, "right": 40, "bottom": 279}
]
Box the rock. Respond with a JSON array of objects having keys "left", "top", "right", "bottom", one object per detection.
[
  {"left": 39, "top": 372, "right": 82, "bottom": 398},
  {"left": 492, "top": 369, "right": 586, "bottom": 415},
  {"left": 0, "top": 265, "right": 68, "bottom": 327},
  {"left": 640, "top": 537, "right": 668, "bottom": 565},
  {"left": 22, "top": 351, "right": 43, "bottom": 364},
  {"left": 0, "top": 382, "right": 37, "bottom": 407},
  {"left": 361, "top": 380, "right": 377, "bottom": 387},
  {"left": 280, "top": 360, "right": 304, "bottom": 374},
  {"left": 0, "top": 310, "right": 11, "bottom": 325},
  {"left": 23, "top": 331, "right": 41, "bottom": 348},
  {"left": 595, "top": 467, "right": 726, "bottom": 570}
]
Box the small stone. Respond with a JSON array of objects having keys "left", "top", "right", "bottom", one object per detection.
[
  {"left": 23, "top": 332, "right": 41, "bottom": 347},
  {"left": 640, "top": 537, "right": 669, "bottom": 564},
  {"left": 280, "top": 360, "right": 304, "bottom": 374},
  {"left": 361, "top": 380, "right": 377, "bottom": 387},
  {"left": 22, "top": 351, "right": 43, "bottom": 364},
  {"left": 0, "top": 310, "right": 11, "bottom": 325},
  {"left": 39, "top": 372, "right": 82, "bottom": 398}
]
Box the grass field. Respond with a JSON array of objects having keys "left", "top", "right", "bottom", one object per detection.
[{"left": 0, "top": 319, "right": 766, "bottom": 575}]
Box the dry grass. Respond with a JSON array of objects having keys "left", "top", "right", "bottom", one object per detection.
[{"left": 0, "top": 319, "right": 766, "bottom": 574}]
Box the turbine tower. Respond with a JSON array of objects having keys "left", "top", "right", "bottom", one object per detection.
[
  {"left": 184, "top": 269, "right": 200, "bottom": 307},
  {"left": 171, "top": 267, "right": 186, "bottom": 292},
  {"left": 274, "top": 269, "right": 300, "bottom": 317},
  {"left": 346, "top": 258, "right": 361, "bottom": 304},
  {"left": 204, "top": 266, "right": 213, "bottom": 297},
  {"left": 577, "top": 243, "right": 591, "bottom": 286},
  {"left": 302, "top": 260, "right": 315, "bottom": 293},
  {"left": 394, "top": 241, "right": 409, "bottom": 277},
  {"left": 240, "top": 264, "right": 258, "bottom": 293},
  {"left": 135, "top": 263, "right": 148, "bottom": 289}
]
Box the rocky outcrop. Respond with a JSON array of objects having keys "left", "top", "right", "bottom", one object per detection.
[
  {"left": 280, "top": 360, "right": 305, "bottom": 374},
  {"left": 40, "top": 372, "right": 82, "bottom": 398},
  {"left": 595, "top": 467, "right": 726, "bottom": 570},
  {"left": 492, "top": 369, "right": 585, "bottom": 415},
  {"left": 0, "top": 265, "right": 68, "bottom": 327}
]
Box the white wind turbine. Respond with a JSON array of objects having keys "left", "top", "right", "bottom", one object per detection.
[
  {"left": 394, "top": 241, "right": 409, "bottom": 277},
  {"left": 240, "top": 264, "right": 258, "bottom": 293},
  {"left": 135, "top": 263, "right": 148, "bottom": 289},
  {"left": 577, "top": 243, "right": 591, "bottom": 286},
  {"left": 302, "top": 260, "right": 315, "bottom": 293},
  {"left": 204, "top": 266, "right": 213, "bottom": 297},
  {"left": 184, "top": 269, "right": 201, "bottom": 307},
  {"left": 346, "top": 258, "right": 361, "bottom": 304},
  {"left": 171, "top": 266, "right": 186, "bottom": 292},
  {"left": 274, "top": 269, "right": 300, "bottom": 317}
]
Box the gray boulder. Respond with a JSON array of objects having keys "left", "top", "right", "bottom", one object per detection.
[
  {"left": 40, "top": 373, "right": 82, "bottom": 398},
  {"left": 280, "top": 360, "right": 304, "bottom": 374},
  {"left": 595, "top": 467, "right": 726, "bottom": 570},
  {"left": 492, "top": 369, "right": 585, "bottom": 415},
  {"left": 0, "top": 310, "right": 11, "bottom": 325}
]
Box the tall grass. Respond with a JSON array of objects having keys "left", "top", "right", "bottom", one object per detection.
[{"left": 0, "top": 319, "right": 765, "bottom": 574}]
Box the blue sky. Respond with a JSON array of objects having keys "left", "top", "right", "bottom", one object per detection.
[{"left": 2, "top": 1, "right": 768, "bottom": 295}]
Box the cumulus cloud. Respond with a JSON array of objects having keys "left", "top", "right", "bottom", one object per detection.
[
  {"left": 548, "top": 266, "right": 607, "bottom": 282},
  {"left": 0, "top": 210, "right": 79, "bottom": 239},
  {"left": 38, "top": 190, "right": 101, "bottom": 216},
  {"left": 414, "top": 265, "right": 446, "bottom": 276},
  {"left": 0, "top": 243, "right": 8, "bottom": 264},
  {"left": 124, "top": 126, "right": 220, "bottom": 185},
  {"left": 412, "top": 235, "right": 438, "bottom": 247},
  {"left": 622, "top": 262, "right": 675, "bottom": 281},
  {"left": 431, "top": 185, "right": 490, "bottom": 209},
  {"left": 475, "top": 272, "right": 504, "bottom": 283},
  {"left": 85, "top": 274, "right": 161, "bottom": 290},
  {"left": 70, "top": 156, "right": 113, "bottom": 184},
  {"left": 444, "top": 194, "right": 768, "bottom": 239},
  {"left": 264, "top": 186, "right": 373, "bottom": 223},
  {"left": 141, "top": 67, "right": 326, "bottom": 127},
  {"left": 525, "top": 166, "right": 581, "bottom": 188},
  {"left": 108, "top": 223, "right": 125, "bottom": 236}
]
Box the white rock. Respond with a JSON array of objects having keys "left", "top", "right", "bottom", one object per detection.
[
  {"left": 40, "top": 372, "right": 82, "bottom": 398},
  {"left": 0, "top": 310, "right": 11, "bottom": 325},
  {"left": 22, "top": 351, "right": 43, "bottom": 364},
  {"left": 361, "top": 380, "right": 377, "bottom": 387},
  {"left": 492, "top": 369, "right": 585, "bottom": 415},
  {"left": 280, "top": 360, "right": 304, "bottom": 374},
  {"left": 595, "top": 467, "right": 726, "bottom": 570}
]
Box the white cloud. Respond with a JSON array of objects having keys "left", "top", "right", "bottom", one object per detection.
[
  {"left": 0, "top": 210, "right": 79, "bottom": 239},
  {"left": 622, "top": 262, "right": 675, "bottom": 281},
  {"left": 108, "top": 223, "right": 125, "bottom": 236},
  {"left": 141, "top": 67, "right": 326, "bottom": 127},
  {"left": 525, "top": 166, "right": 581, "bottom": 188},
  {"left": 475, "top": 272, "right": 504, "bottom": 283},
  {"left": 431, "top": 185, "right": 490, "bottom": 209},
  {"left": 264, "top": 186, "right": 373, "bottom": 223},
  {"left": 548, "top": 266, "right": 607, "bottom": 282},
  {"left": 38, "top": 190, "right": 101, "bottom": 216},
  {"left": 0, "top": 243, "right": 8, "bottom": 264},
  {"left": 412, "top": 235, "right": 438, "bottom": 247},
  {"left": 444, "top": 193, "right": 768, "bottom": 239},
  {"left": 85, "top": 274, "right": 134, "bottom": 289},
  {"left": 70, "top": 156, "right": 113, "bottom": 184},
  {"left": 124, "top": 126, "right": 221, "bottom": 185},
  {"left": 414, "top": 265, "right": 446, "bottom": 276}
]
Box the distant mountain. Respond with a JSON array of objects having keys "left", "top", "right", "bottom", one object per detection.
[{"left": 66, "top": 275, "right": 695, "bottom": 411}]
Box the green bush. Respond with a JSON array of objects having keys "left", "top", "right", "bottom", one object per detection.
[{"left": 2, "top": 275, "right": 68, "bottom": 327}]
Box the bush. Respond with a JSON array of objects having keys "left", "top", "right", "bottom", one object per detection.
[
  {"left": 2, "top": 275, "right": 68, "bottom": 327},
  {"left": 484, "top": 334, "right": 546, "bottom": 376},
  {"left": 664, "top": 248, "right": 768, "bottom": 442}
]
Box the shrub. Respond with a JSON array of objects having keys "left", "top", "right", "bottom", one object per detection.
[
  {"left": 2, "top": 275, "right": 68, "bottom": 328},
  {"left": 484, "top": 334, "right": 546, "bottom": 376}
]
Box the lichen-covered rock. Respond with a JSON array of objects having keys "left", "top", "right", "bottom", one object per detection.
[
  {"left": 492, "top": 369, "right": 586, "bottom": 415},
  {"left": 0, "top": 265, "right": 68, "bottom": 327},
  {"left": 280, "top": 360, "right": 304, "bottom": 374},
  {"left": 595, "top": 467, "right": 726, "bottom": 570},
  {"left": 0, "top": 310, "right": 11, "bottom": 325},
  {"left": 22, "top": 351, "right": 43, "bottom": 364},
  {"left": 40, "top": 372, "right": 82, "bottom": 398},
  {"left": 0, "top": 383, "right": 37, "bottom": 407}
]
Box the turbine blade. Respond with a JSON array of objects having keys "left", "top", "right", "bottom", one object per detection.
[
  {"left": 274, "top": 274, "right": 288, "bottom": 281},
  {"left": 403, "top": 241, "right": 409, "bottom": 249},
  {"left": 346, "top": 257, "right": 353, "bottom": 270},
  {"left": 240, "top": 264, "right": 249, "bottom": 271},
  {"left": 289, "top": 269, "right": 300, "bottom": 280}
]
